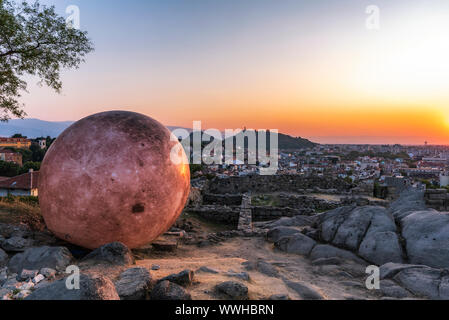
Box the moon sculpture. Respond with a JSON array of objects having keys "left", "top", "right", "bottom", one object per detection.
[{"left": 38, "top": 111, "right": 190, "bottom": 249}]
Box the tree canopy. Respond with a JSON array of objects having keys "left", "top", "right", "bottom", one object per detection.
[{"left": 0, "top": 0, "right": 93, "bottom": 120}]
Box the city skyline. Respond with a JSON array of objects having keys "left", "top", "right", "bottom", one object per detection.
[{"left": 13, "top": 0, "right": 449, "bottom": 145}]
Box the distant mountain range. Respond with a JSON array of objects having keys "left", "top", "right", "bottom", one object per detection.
[{"left": 0, "top": 118, "right": 316, "bottom": 149}]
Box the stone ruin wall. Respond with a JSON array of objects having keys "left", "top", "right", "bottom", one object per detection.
[
  {"left": 425, "top": 189, "right": 449, "bottom": 211},
  {"left": 206, "top": 175, "right": 353, "bottom": 194}
]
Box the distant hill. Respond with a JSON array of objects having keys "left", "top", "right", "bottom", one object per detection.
[
  {"left": 0, "top": 119, "right": 74, "bottom": 138},
  {"left": 224, "top": 130, "right": 316, "bottom": 150},
  {"left": 278, "top": 133, "right": 317, "bottom": 150}
]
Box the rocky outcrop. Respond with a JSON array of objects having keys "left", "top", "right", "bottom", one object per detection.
[
  {"left": 0, "top": 249, "right": 7, "bottom": 267},
  {"left": 150, "top": 280, "right": 191, "bottom": 300},
  {"left": 8, "top": 246, "right": 73, "bottom": 274},
  {"left": 275, "top": 233, "right": 316, "bottom": 256},
  {"left": 400, "top": 210, "right": 449, "bottom": 269},
  {"left": 114, "top": 267, "right": 152, "bottom": 300},
  {"left": 26, "top": 274, "right": 120, "bottom": 300},
  {"left": 215, "top": 281, "right": 248, "bottom": 300},
  {"left": 82, "top": 242, "right": 134, "bottom": 266},
  {"left": 316, "top": 205, "right": 403, "bottom": 265},
  {"left": 160, "top": 269, "right": 194, "bottom": 287}
]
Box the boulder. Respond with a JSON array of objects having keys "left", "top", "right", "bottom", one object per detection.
[
  {"left": 0, "top": 223, "right": 31, "bottom": 239},
  {"left": 0, "top": 248, "right": 7, "bottom": 267},
  {"left": 215, "top": 281, "right": 248, "bottom": 300},
  {"left": 114, "top": 267, "right": 152, "bottom": 300},
  {"left": 380, "top": 280, "right": 413, "bottom": 299},
  {"left": 150, "top": 280, "right": 191, "bottom": 300},
  {"left": 26, "top": 274, "right": 120, "bottom": 300},
  {"left": 256, "top": 261, "right": 279, "bottom": 277},
  {"left": 8, "top": 246, "right": 73, "bottom": 274},
  {"left": 160, "top": 269, "right": 194, "bottom": 287},
  {"left": 82, "top": 242, "right": 134, "bottom": 266},
  {"left": 309, "top": 245, "right": 366, "bottom": 264},
  {"left": 379, "top": 262, "right": 427, "bottom": 280},
  {"left": 1, "top": 236, "right": 34, "bottom": 252},
  {"left": 389, "top": 189, "right": 427, "bottom": 220},
  {"left": 401, "top": 210, "right": 449, "bottom": 268},
  {"left": 266, "top": 227, "right": 301, "bottom": 243},
  {"left": 358, "top": 231, "right": 404, "bottom": 265},
  {"left": 284, "top": 281, "right": 324, "bottom": 300},
  {"left": 393, "top": 266, "right": 442, "bottom": 299},
  {"left": 0, "top": 268, "right": 7, "bottom": 286},
  {"left": 275, "top": 233, "right": 316, "bottom": 256},
  {"left": 266, "top": 216, "right": 315, "bottom": 228}
]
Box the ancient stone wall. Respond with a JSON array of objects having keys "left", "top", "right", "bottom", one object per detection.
[
  {"left": 202, "top": 193, "right": 243, "bottom": 206},
  {"left": 186, "top": 205, "right": 240, "bottom": 226},
  {"left": 206, "top": 175, "right": 352, "bottom": 194},
  {"left": 425, "top": 189, "right": 449, "bottom": 211}
]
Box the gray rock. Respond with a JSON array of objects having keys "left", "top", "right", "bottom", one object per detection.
[
  {"left": 197, "top": 266, "right": 219, "bottom": 274},
  {"left": 393, "top": 266, "right": 441, "bottom": 299},
  {"left": 379, "top": 263, "right": 427, "bottom": 279},
  {"left": 401, "top": 209, "right": 449, "bottom": 268},
  {"left": 256, "top": 261, "right": 279, "bottom": 277},
  {"left": 0, "top": 223, "right": 31, "bottom": 239},
  {"left": 311, "top": 257, "right": 343, "bottom": 266},
  {"left": 380, "top": 280, "right": 413, "bottom": 299},
  {"left": 437, "top": 276, "right": 449, "bottom": 299},
  {"left": 0, "top": 268, "right": 7, "bottom": 286},
  {"left": 0, "top": 248, "right": 7, "bottom": 267},
  {"left": 226, "top": 271, "right": 250, "bottom": 281},
  {"left": 267, "top": 216, "right": 315, "bottom": 228},
  {"left": 266, "top": 226, "right": 301, "bottom": 243},
  {"left": 390, "top": 189, "right": 427, "bottom": 220},
  {"left": 275, "top": 233, "right": 316, "bottom": 256},
  {"left": 316, "top": 205, "right": 403, "bottom": 265},
  {"left": 1, "top": 275, "right": 19, "bottom": 290},
  {"left": 285, "top": 281, "right": 324, "bottom": 300},
  {"left": 151, "top": 265, "right": 161, "bottom": 271},
  {"left": 18, "top": 269, "right": 38, "bottom": 281},
  {"left": 309, "top": 245, "right": 366, "bottom": 264},
  {"left": 215, "top": 281, "right": 248, "bottom": 300},
  {"left": 34, "top": 279, "right": 51, "bottom": 290},
  {"left": 40, "top": 268, "right": 57, "bottom": 279},
  {"left": 150, "top": 280, "right": 191, "bottom": 300},
  {"left": 160, "top": 269, "right": 194, "bottom": 287},
  {"left": 114, "top": 267, "right": 152, "bottom": 300},
  {"left": 1, "top": 236, "right": 34, "bottom": 252},
  {"left": 8, "top": 246, "right": 73, "bottom": 274},
  {"left": 82, "top": 242, "right": 134, "bottom": 266},
  {"left": 26, "top": 274, "right": 119, "bottom": 300},
  {"left": 358, "top": 231, "right": 404, "bottom": 265}
]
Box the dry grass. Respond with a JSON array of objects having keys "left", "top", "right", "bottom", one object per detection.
[{"left": 0, "top": 197, "right": 45, "bottom": 231}]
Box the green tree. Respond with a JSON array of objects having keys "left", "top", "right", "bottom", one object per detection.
[
  {"left": 18, "top": 161, "right": 40, "bottom": 174},
  {"left": 0, "top": 0, "right": 94, "bottom": 120},
  {"left": 11, "top": 133, "right": 26, "bottom": 138},
  {"left": 0, "top": 159, "right": 19, "bottom": 176}
]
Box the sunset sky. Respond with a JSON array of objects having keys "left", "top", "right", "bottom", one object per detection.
[{"left": 18, "top": 0, "right": 449, "bottom": 144}]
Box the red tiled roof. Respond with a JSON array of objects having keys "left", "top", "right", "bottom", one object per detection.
[{"left": 0, "top": 171, "right": 39, "bottom": 190}]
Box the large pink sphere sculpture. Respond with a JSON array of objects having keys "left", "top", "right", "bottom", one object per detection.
[{"left": 39, "top": 111, "right": 190, "bottom": 249}]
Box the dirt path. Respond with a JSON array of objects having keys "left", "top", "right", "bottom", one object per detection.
[{"left": 136, "top": 237, "right": 381, "bottom": 300}]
